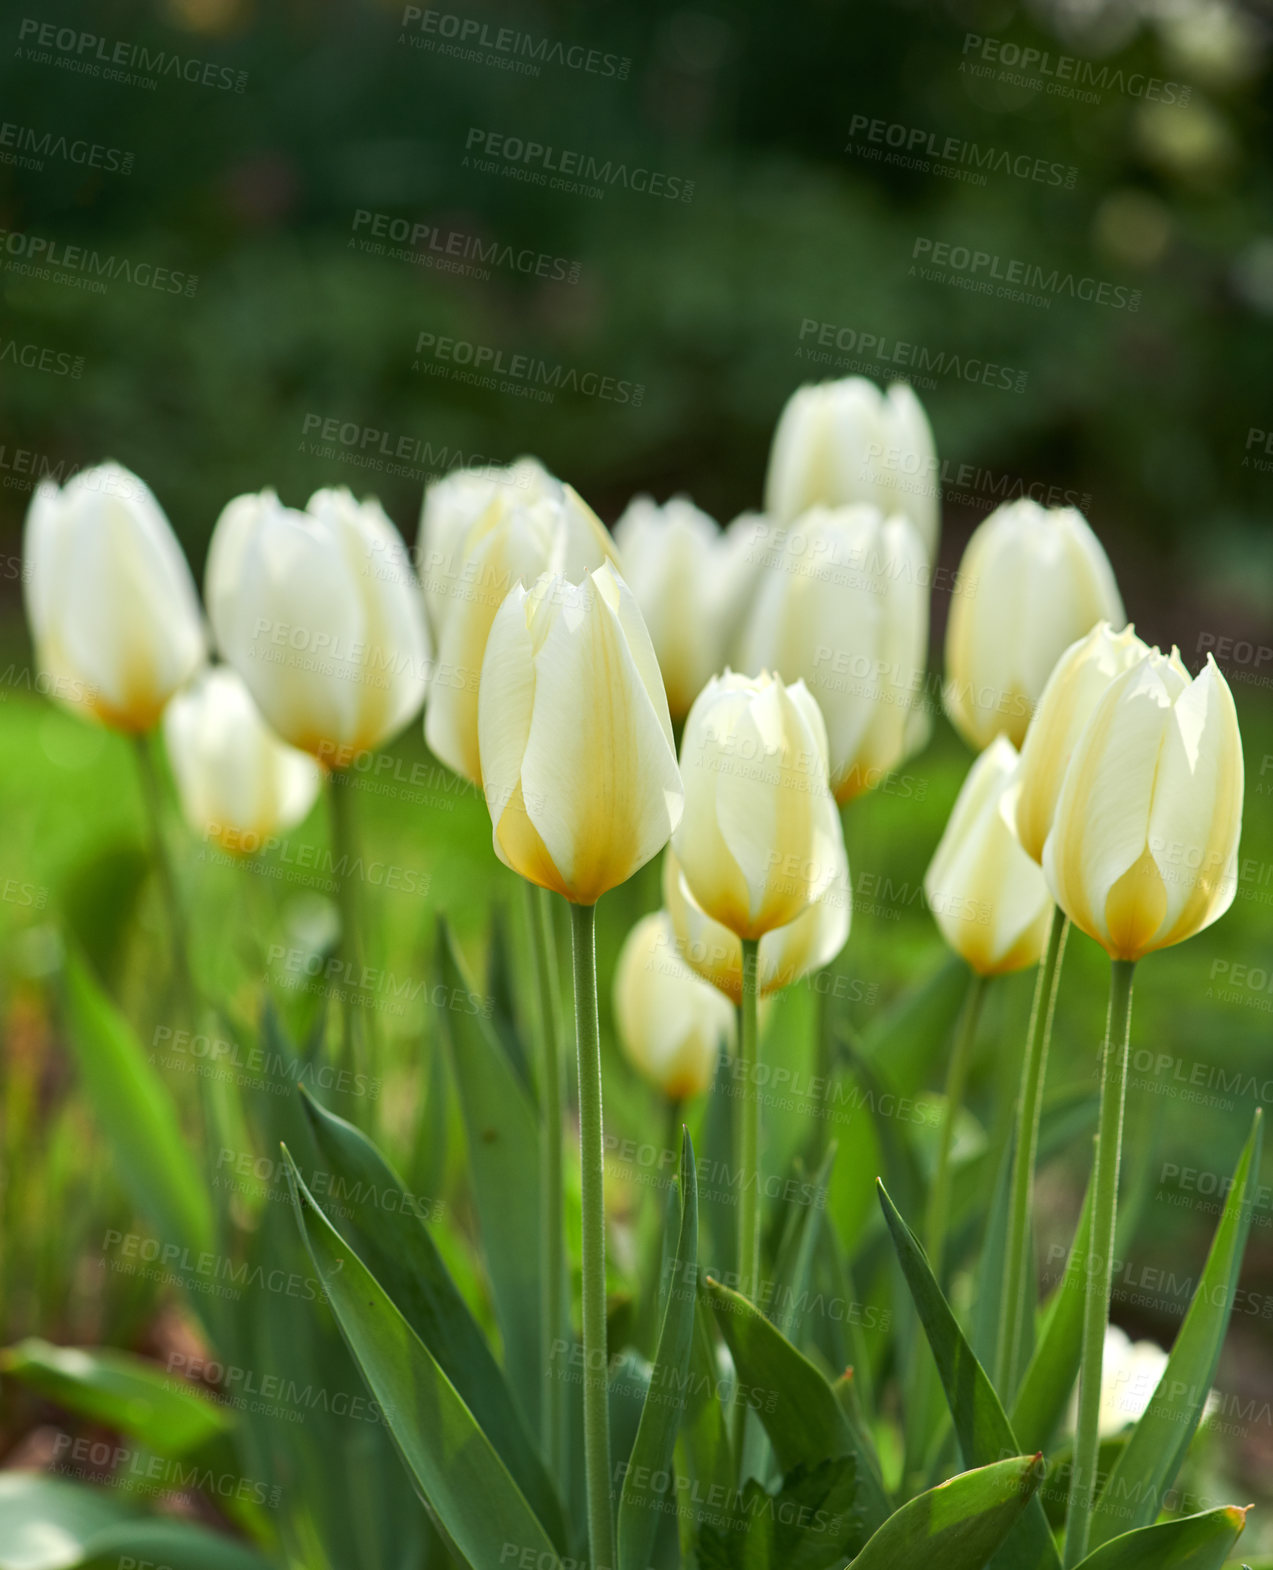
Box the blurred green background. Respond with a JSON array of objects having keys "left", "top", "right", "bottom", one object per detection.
[{"left": 2, "top": 0, "right": 1273, "bottom": 1548}]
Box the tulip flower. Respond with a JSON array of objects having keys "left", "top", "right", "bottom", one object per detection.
[
  {"left": 612, "top": 494, "right": 743, "bottom": 720},
  {"left": 478, "top": 560, "right": 682, "bottom": 1570},
  {"left": 478, "top": 563, "right": 683, "bottom": 905},
  {"left": 673, "top": 667, "right": 840, "bottom": 1304},
  {"left": 663, "top": 841, "right": 850, "bottom": 1004},
  {"left": 1048, "top": 648, "right": 1242, "bottom": 1563},
  {"left": 1043, "top": 650, "right": 1241, "bottom": 962},
  {"left": 765, "top": 377, "right": 940, "bottom": 559},
  {"left": 944, "top": 499, "right": 1125, "bottom": 750},
  {"left": 427, "top": 481, "right": 615, "bottom": 785},
  {"left": 1016, "top": 622, "right": 1152, "bottom": 864},
  {"left": 739, "top": 505, "right": 930, "bottom": 803},
  {"left": 613, "top": 910, "right": 736, "bottom": 1099},
  {"left": 24, "top": 462, "right": 205, "bottom": 733},
  {"left": 206, "top": 487, "right": 430, "bottom": 767},
  {"left": 924, "top": 737, "right": 1053, "bottom": 976},
  {"left": 1067, "top": 1326, "right": 1170, "bottom": 1440},
  {"left": 163, "top": 666, "right": 322, "bottom": 852}
]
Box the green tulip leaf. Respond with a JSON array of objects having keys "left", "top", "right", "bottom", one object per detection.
[
  {"left": 705, "top": 1275, "right": 891, "bottom": 1533},
  {"left": 697, "top": 1456, "right": 864, "bottom": 1570},
  {"left": 617, "top": 1128, "right": 699, "bottom": 1570},
  {"left": 1089, "top": 1110, "right": 1264, "bottom": 1548},
  {"left": 1, "top": 1339, "right": 232, "bottom": 1456},
  {"left": 1075, "top": 1505, "right": 1248, "bottom": 1569},
  {"left": 61, "top": 943, "right": 214, "bottom": 1261},
  {"left": 876, "top": 1179, "right": 1061, "bottom": 1570},
  {"left": 849, "top": 1455, "right": 1044, "bottom": 1569},
  {"left": 436, "top": 917, "right": 544, "bottom": 1435},
  {"left": 282, "top": 1147, "right": 561, "bottom": 1568},
  {"left": 296, "top": 1085, "right": 565, "bottom": 1548}
]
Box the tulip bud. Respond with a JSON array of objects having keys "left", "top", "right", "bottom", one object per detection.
[
  {"left": 613, "top": 911, "right": 736, "bottom": 1098},
  {"left": 23, "top": 462, "right": 205, "bottom": 732},
  {"left": 944, "top": 499, "right": 1125, "bottom": 750},
  {"left": 765, "top": 377, "right": 939, "bottom": 559},
  {"left": 478, "top": 563, "right": 683, "bottom": 904},
  {"left": 426, "top": 481, "right": 616, "bottom": 784},
  {"left": 663, "top": 838, "right": 850, "bottom": 1005},
  {"left": 924, "top": 737, "right": 1053, "bottom": 975},
  {"left": 1043, "top": 651, "right": 1243, "bottom": 961},
  {"left": 1016, "top": 622, "right": 1152, "bottom": 863},
  {"left": 674, "top": 670, "right": 841, "bottom": 940},
  {"left": 739, "top": 505, "right": 930, "bottom": 803},
  {"left": 206, "top": 487, "right": 430, "bottom": 767},
  {"left": 162, "top": 666, "right": 322, "bottom": 852}
]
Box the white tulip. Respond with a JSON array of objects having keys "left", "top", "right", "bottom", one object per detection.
[
  {"left": 23, "top": 462, "right": 205, "bottom": 732},
  {"left": 765, "top": 378, "right": 939, "bottom": 559},
  {"left": 206, "top": 487, "right": 429, "bottom": 766},
  {"left": 163, "top": 666, "right": 322, "bottom": 852},
  {"left": 739, "top": 505, "right": 930, "bottom": 802},
  {"left": 427, "top": 482, "right": 615, "bottom": 784},
  {"left": 613, "top": 911, "right": 736, "bottom": 1099},
  {"left": 1068, "top": 1325, "right": 1170, "bottom": 1439},
  {"left": 924, "top": 737, "right": 1053, "bottom": 975},
  {"left": 674, "top": 670, "right": 841, "bottom": 940},
  {"left": 613, "top": 494, "right": 752, "bottom": 720},
  {"left": 944, "top": 499, "right": 1125, "bottom": 750}
]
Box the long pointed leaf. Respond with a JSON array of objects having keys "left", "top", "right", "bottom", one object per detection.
[
  {"left": 1089, "top": 1110, "right": 1263, "bottom": 1547},
  {"left": 618, "top": 1130, "right": 699, "bottom": 1570},
  {"left": 1076, "top": 1505, "right": 1248, "bottom": 1569},
  {"left": 877, "top": 1180, "right": 1060, "bottom": 1570},
  {"left": 849, "top": 1455, "right": 1044, "bottom": 1569},
  {"left": 282, "top": 1148, "right": 560, "bottom": 1568},
  {"left": 705, "top": 1275, "right": 891, "bottom": 1532}
]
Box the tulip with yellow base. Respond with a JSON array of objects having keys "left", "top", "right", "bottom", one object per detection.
[
  {"left": 478, "top": 561, "right": 683, "bottom": 1570},
  {"left": 1044, "top": 648, "right": 1244, "bottom": 1566}
]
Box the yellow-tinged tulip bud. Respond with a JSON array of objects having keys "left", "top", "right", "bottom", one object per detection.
[
  {"left": 944, "top": 499, "right": 1125, "bottom": 750},
  {"left": 162, "top": 666, "right": 322, "bottom": 853},
  {"left": 1016, "top": 622, "right": 1152, "bottom": 863},
  {"left": 426, "top": 482, "right": 616, "bottom": 785},
  {"left": 613, "top": 911, "right": 736, "bottom": 1098},
  {"left": 739, "top": 505, "right": 930, "bottom": 803},
  {"left": 765, "top": 377, "right": 939, "bottom": 558},
  {"left": 206, "top": 487, "right": 430, "bottom": 767},
  {"left": 23, "top": 462, "right": 206, "bottom": 733},
  {"left": 1043, "top": 651, "right": 1243, "bottom": 962},
  {"left": 674, "top": 670, "right": 841, "bottom": 940},
  {"left": 663, "top": 839, "right": 850, "bottom": 1005},
  {"left": 925, "top": 736, "right": 1053, "bottom": 975},
  {"left": 613, "top": 494, "right": 744, "bottom": 721},
  {"left": 477, "top": 564, "right": 683, "bottom": 904}
]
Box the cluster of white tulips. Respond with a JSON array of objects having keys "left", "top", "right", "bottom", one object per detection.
[{"left": 21, "top": 373, "right": 1246, "bottom": 1570}]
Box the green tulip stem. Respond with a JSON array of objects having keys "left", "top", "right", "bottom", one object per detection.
[
  {"left": 738, "top": 937, "right": 762, "bottom": 1304},
  {"left": 1064, "top": 958, "right": 1136, "bottom": 1568},
  {"left": 327, "top": 770, "right": 370, "bottom": 1083},
  {"left": 525, "top": 883, "right": 565, "bottom": 1476},
  {"left": 925, "top": 969, "right": 989, "bottom": 1278},
  {"left": 997, "top": 906, "right": 1069, "bottom": 1396},
  {"left": 569, "top": 898, "right": 616, "bottom": 1570},
  {"left": 132, "top": 734, "right": 196, "bottom": 1017}
]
